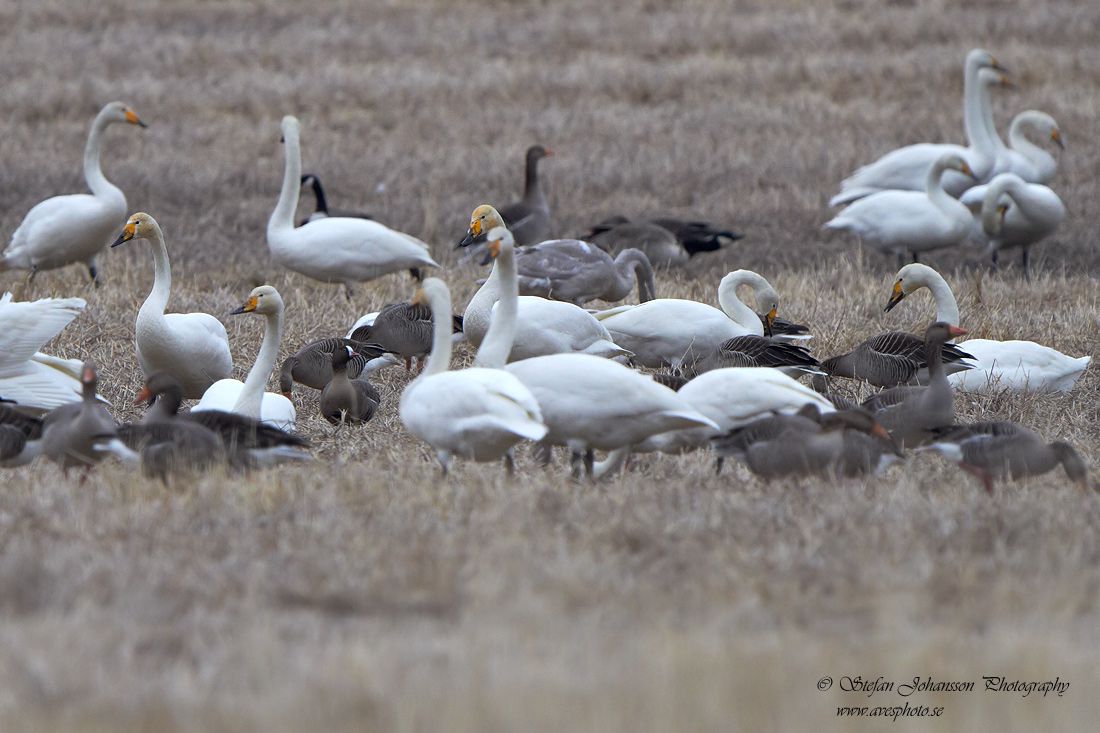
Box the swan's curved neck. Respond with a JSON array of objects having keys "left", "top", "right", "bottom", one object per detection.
[
  {"left": 270, "top": 134, "right": 301, "bottom": 233},
  {"left": 615, "top": 249, "right": 655, "bottom": 302},
  {"left": 137, "top": 224, "right": 173, "bottom": 321},
  {"left": 1008, "top": 117, "right": 1053, "bottom": 169},
  {"left": 474, "top": 247, "right": 518, "bottom": 369},
  {"left": 716, "top": 271, "right": 765, "bottom": 335},
  {"left": 979, "top": 76, "right": 1008, "bottom": 156},
  {"left": 464, "top": 259, "right": 501, "bottom": 347},
  {"left": 418, "top": 290, "right": 454, "bottom": 381},
  {"left": 84, "top": 111, "right": 121, "bottom": 199},
  {"left": 234, "top": 306, "right": 283, "bottom": 418},
  {"left": 916, "top": 267, "right": 960, "bottom": 326},
  {"left": 980, "top": 176, "right": 1017, "bottom": 236},
  {"left": 924, "top": 161, "right": 960, "bottom": 213}
]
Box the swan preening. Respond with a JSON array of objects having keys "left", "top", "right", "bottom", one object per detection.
[
  {"left": 959, "top": 172, "right": 1065, "bottom": 271},
  {"left": 268, "top": 116, "right": 439, "bottom": 297},
  {"left": 193, "top": 285, "right": 296, "bottom": 431},
  {"left": 885, "top": 264, "right": 1089, "bottom": 393},
  {"left": 1, "top": 102, "right": 146, "bottom": 283},
  {"left": 111, "top": 213, "right": 234, "bottom": 400}
]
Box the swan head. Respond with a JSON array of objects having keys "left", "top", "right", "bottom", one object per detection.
[
  {"left": 111, "top": 212, "right": 160, "bottom": 247},
  {"left": 937, "top": 154, "right": 976, "bottom": 180},
  {"left": 481, "top": 226, "right": 515, "bottom": 265},
  {"left": 884, "top": 263, "right": 937, "bottom": 311},
  {"left": 1014, "top": 111, "right": 1063, "bottom": 150},
  {"left": 412, "top": 278, "right": 452, "bottom": 314},
  {"left": 280, "top": 116, "right": 300, "bottom": 145},
  {"left": 967, "top": 49, "right": 1009, "bottom": 74},
  {"left": 977, "top": 68, "right": 1015, "bottom": 92},
  {"left": 230, "top": 285, "right": 283, "bottom": 316},
  {"left": 458, "top": 205, "right": 506, "bottom": 248},
  {"left": 100, "top": 101, "right": 147, "bottom": 128}
]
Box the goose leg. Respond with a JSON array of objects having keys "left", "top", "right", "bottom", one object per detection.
[
  {"left": 911, "top": 252, "right": 920, "bottom": 264},
  {"left": 503, "top": 452, "right": 516, "bottom": 475},
  {"left": 28, "top": 263, "right": 38, "bottom": 284},
  {"left": 584, "top": 449, "right": 595, "bottom": 478},
  {"left": 990, "top": 248, "right": 999, "bottom": 273},
  {"left": 570, "top": 450, "right": 583, "bottom": 478}
]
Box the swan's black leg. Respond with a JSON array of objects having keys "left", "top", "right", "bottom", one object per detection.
[
  {"left": 715, "top": 456, "right": 724, "bottom": 475},
  {"left": 503, "top": 452, "right": 516, "bottom": 476},
  {"left": 990, "top": 248, "right": 999, "bottom": 274},
  {"left": 911, "top": 252, "right": 920, "bottom": 264},
  {"left": 88, "top": 264, "right": 99, "bottom": 287},
  {"left": 584, "top": 449, "right": 595, "bottom": 478},
  {"left": 570, "top": 450, "right": 583, "bottom": 478},
  {"left": 1021, "top": 248, "right": 1030, "bottom": 280},
  {"left": 343, "top": 282, "right": 355, "bottom": 300}
]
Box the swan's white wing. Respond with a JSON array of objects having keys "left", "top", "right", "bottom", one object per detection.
[
  {"left": 0, "top": 295, "right": 86, "bottom": 377},
  {"left": 7, "top": 194, "right": 123, "bottom": 265}
]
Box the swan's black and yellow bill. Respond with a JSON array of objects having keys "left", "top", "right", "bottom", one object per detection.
[
  {"left": 884, "top": 280, "right": 906, "bottom": 312},
  {"left": 1052, "top": 129, "right": 1064, "bottom": 149},
  {"left": 230, "top": 296, "right": 259, "bottom": 315},
  {"left": 124, "top": 109, "right": 148, "bottom": 128},
  {"left": 763, "top": 307, "right": 777, "bottom": 332},
  {"left": 111, "top": 220, "right": 137, "bottom": 247}
]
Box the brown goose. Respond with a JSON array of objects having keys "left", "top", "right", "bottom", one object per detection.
[
  {"left": 822, "top": 331, "right": 974, "bottom": 388},
  {"left": 121, "top": 374, "right": 228, "bottom": 481},
  {"left": 862, "top": 322, "right": 967, "bottom": 448},
  {"left": 298, "top": 174, "right": 374, "bottom": 226},
  {"left": 712, "top": 406, "right": 900, "bottom": 479},
  {"left": 683, "top": 335, "right": 821, "bottom": 378},
  {"left": 41, "top": 362, "right": 137, "bottom": 474},
  {"left": 513, "top": 241, "right": 655, "bottom": 305},
  {"left": 920, "top": 421, "right": 1087, "bottom": 493},
  {"left": 0, "top": 404, "right": 44, "bottom": 467},
  {"left": 319, "top": 345, "right": 381, "bottom": 424},
  {"left": 497, "top": 145, "right": 553, "bottom": 246},
  {"left": 278, "top": 338, "right": 395, "bottom": 397},
  {"left": 366, "top": 301, "right": 466, "bottom": 371}
]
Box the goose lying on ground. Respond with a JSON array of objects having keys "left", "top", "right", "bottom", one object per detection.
[
  {"left": 42, "top": 362, "right": 136, "bottom": 474},
  {"left": 0, "top": 292, "right": 92, "bottom": 412},
  {"left": 463, "top": 220, "right": 629, "bottom": 362},
  {"left": 958, "top": 172, "right": 1065, "bottom": 272},
  {"left": 193, "top": 286, "right": 296, "bottom": 430},
  {"left": 279, "top": 338, "right": 396, "bottom": 396},
  {"left": 268, "top": 116, "right": 438, "bottom": 297},
  {"left": 400, "top": 274, "right": 546, "bottom": 474},
  {"left": 319, "top": 345, "right": 380, "bottom": 425},
  {"left": 861, "top": 322, "right": 966, "bottom": 448},
  {"left": 821, "top": 331, "right": 974, "bottom": 388},
  {"left": 830, "top": 51, "right": 1008, "bottom": 206},
  {"left": 682, "top": 335, "right": 821, "bottom": 378},
  {"left": 593, "top": 269, "right": 785, "bottom": 370},
  {"left": 0, "top": 404, "right": 45, "bottom": 467},
  {"left": 584, "top": 216, "right": 740, "bottom": 267},
  {"left": 0, "top": 102, "right": 147, "bottom": 284},
  {"left": 111, "top": 213, "right": 233, "bottom": 399},
  {"left": 885, "top": 263, "right": 1090, "bottom": 392},
  {"left": 824, "top": 153, "right": 978, "bottom": 267},
  {"left": 298, "top": 174, "right": 374, "bottom": 225},
  {"left": 919, "top": 421, "right": 1086, "bottom": 493},
  {"left": 513, "top": 240, "right": 655, "bottom": 306}
]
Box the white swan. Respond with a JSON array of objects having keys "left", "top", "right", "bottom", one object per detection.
[
  {"left": 830, "top": 51, "right": 1007, "bottom": 206},
  {"left": 193, "top": 286, "right": 296, "bottom": 431},
  {"left": 958, "top": 172, "right": 1065, "bottom": 271},
  {"left": 0, "top": 102, "right": 146, "bottom": 283},
  {"left": 885, "top": 263, "right": 1089, "bottom": 393},
  {"left": 592, "top": 269, "right": 778, "bottom": 369},
  {"left": 267, "top": 116, "right": 439, "bottom": 297},
  {"left": 399, "top": 275, "right": 546, "bottom": 474},
  {"left": 986, "top": 110, "right": 1063, "bottom": 183},
  {"left": 636, "top": 367, "right": 837, "bottom": 455},
  {"left": 824, "top": 154, "right": 976, "bottom": 266},
  {"left": 463, "top": 210, "right": 629, "bottom": 362},
  {"left": 111, "top": 213, "right": 233, "bottom": 399},
  {"left": 0, "top": 293, "right": 91, "bottom": 413}
]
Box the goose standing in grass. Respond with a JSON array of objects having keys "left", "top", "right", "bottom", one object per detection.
[
  {"left": 919, "top": 422, "right": 1086, "bottom": 493},
  {"left": 592, "top": 269, "right": 785, "bottom": 370},
  {"left": 513, "top": 240, "right": 655, "bottom": 305},
  {"left": 830, "top": 51, "right": 1008, "bottom": 206},
  {"left": 268, "top": 116, "right": 438, "bottom": 297},
  {"left": 194, "top": 286, "right": 295, "bottom": 431},
  {"left": 279, "top": 338, "right": 396, "bottom": 397},
  {"left": 462, "top": 218, "right": 629, "bottom": 362},
  {"left": 494, "top": 145, "right": 553, "bottom": 247},
  {"left": 319, "top": 345, "right": 381, "bottom": 425},
  {"left": 42, "top": 362, "right": 136, "bottom": 474},
  {"left": 824, "top": 154, "right": 978, "bottom": 266},
  {"left": 861, "top": 322, "right": 966, "bottom": 448},
  {"left": 958, "top": 172, "right": 1065, "bottom": 272},
  {"left": 111, "top": 213, "right": 233, "bottom": 399},
  {"left": 298, "top": 174, "right": 374, "bottom": 225},
  {"left": 0, "top": 404, "right": 45, "bottom": 467},
  {"left": 399, "top": 274, "right": 547, "bottom": 475},
  {"left": 0, "top": 102, "right": 146, "bottom": 284},
  {"left": 885, "top": 263, "right": 1090, "bottom": 392},
  {"left": 0, "top": 292, "right": 91, "bottom": 413}
]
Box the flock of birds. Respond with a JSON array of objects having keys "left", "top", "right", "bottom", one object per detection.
[{"left": 0, "top": 47, "right": 1090, "bottom": 494}]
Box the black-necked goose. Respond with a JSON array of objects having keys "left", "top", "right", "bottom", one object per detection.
[{"left": 298, "top": 174, "right": 375, "bottom": 226}]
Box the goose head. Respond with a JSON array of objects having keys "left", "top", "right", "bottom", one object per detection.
[
  {"left": 111, "top": 212, "right": 160, "bottom": 248},
  {"left": 331, "top": 344, "right": 356, "bottom": 371},
  {"left": 80, "top": 361, "right": 99, "bottom": 400},
  {"left": 925, "top": 321, "right": 967, "bottom": 346},
  {"left": 482, "top": 226, "right": 515, "bottom": 265},
  {"left": 458, "top": 205, "right": 506, "bottom": 248},
  {"left": 230, "top": 285, "right": 283, "bottom": 316},
  {"left": 885, "top": 263, "right": 939, "bottom": 312},
  {"left": 134, "top": 372, "right": 185, "bottom": 412},
  {"left": 526, "top": 145, "right": 554, "bottom": 164},
  {"left": 100, "top": 101, "right": 147, "bottom": 128}
]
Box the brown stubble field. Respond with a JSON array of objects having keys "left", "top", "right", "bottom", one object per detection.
[{"left": 2, "top": 0, "right": 1100, "bottom": 730}]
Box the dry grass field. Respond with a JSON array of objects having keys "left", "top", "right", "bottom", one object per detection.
[{"left": 2, "top": 0, "right": 1100, "bottom": 729}]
